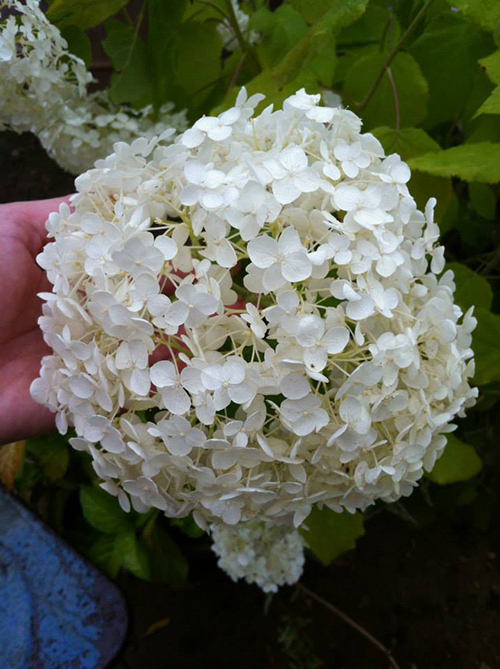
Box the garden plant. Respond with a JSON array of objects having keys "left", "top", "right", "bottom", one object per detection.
[{"left": 1, "top": 0, "right": 499, "bottom": 667}]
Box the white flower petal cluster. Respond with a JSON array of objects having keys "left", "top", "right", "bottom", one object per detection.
[
  {"left": 0, "top": 0, "right": 187, "bottom": 173},
  {"left": 37, "top": 91, "right": 188, "bottom": 175},
  {"left": 0, "top": 0, "right": 91, "bottom": 131},
  {"left": 211, "top": 522, "right": 305, "bottom": 592},
  {"left": 32, "top": 86, "right": 477, "bottom": 536}
]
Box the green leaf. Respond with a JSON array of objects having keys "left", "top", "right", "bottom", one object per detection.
[
  {"left": 444, "top": 0, "right": 500, "bottom": 42},
  {"left": 465, "top": 114, "right": 500, "bottom": 144},
  {"left": 26, "top": 433, "right": 69, "bottom": 481},
  {"left": 300, "top": 507, "right": 364, "bottom": 566},
  {"left": 116, "top": 530, "right": 151, "bottom": 580},
  {"left": 79, "top": 485, "right": 131, "bottom": 534},
  {"left": 147, "top": 524, "right": 188, "bottom": 586},
  {"left": 214, "top": 0, "right": 369, "bottom": 113},
  {"left": 47, "top": 0, "right": 129, "bottom": 29},
  {"left": 475, "top": 84, "right": 500, "bottom": 116},
  {"left": 338, "top": 4, "right": 400, "bottom": 46},
  {"left": 59, "top": 25, "right": 92, "bottom": 67},
  {"left": 468, "top": 182, "right": 497, "bottom": 219},
  {"left": 479, "top": 49, "right": 500, "bottom": 84},
  {"left": 103, "top": 19, "right": 152, "bottom": 104},
  {"left": 181, "top": 0, "right": 226, "bottom": 22},
  {"left": 408, "top": 142, "right": 500, "bottom": 183},
  {"left": 286, "top": 0, "right": 349, "bottom": 23},
  {"left": 87, "top": 534, "right": 123, "bottom": 578},
  {"left": 252, "top": 6, "right": 308, "bottom": 70},
  {"left": 173, "top": 21, "right": 223, "bottom": 111},
  {"left": 472, "top": 307, "right": 500, "bottom": 385},
  {"left": 371, "top": 126, "right": 453, "bottom": 225},
  {"left": 343, "top": 49, "right": 428, "bottom": 129},
  {"left": 411, "top": 14, "right": 493, "bottom": 127},
  {"left": 427, "top": 435, "right": 482, "bottom": 484},
  {"left": 147, "top": 0, "right": 187, "bottom": 109},
  {"left": 474, "top": 47, "right": 500, "bottom": 116},
  {"left": 446, "top": 262, "right": 493, "bottom": 312},
  {"left": 372, "top": 126, "right": 440, "bottom": 157}
]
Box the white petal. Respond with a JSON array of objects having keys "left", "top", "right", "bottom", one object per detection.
[
  {"left": 273, "top": 178, "right": 301, "bottom": 205},
  {"left": 194, "top": 292, "right": 219, "bottom": 315},
  {"left": 184, "top": 160, "right": 206, "bottom": 185},
  {"left": 248, "top": 235, "right": 278, "bottom": 268},
  {"left": 208, "top": 125, "right": 232, "bottom": 141},
  {"left": 346, "top": 296, "right": 375, "bottom": 320},
  {"left": 216, "top": 240, "right": 237, "bottom": 268},
  {"left": 322, "top": 326, "right": 350, "bottom": 354},
  {"left": 130, "top": 368, "right": 151, "bottom": 396},
  {"left": 224, "top": 357, "right": 246, "bottom": 384},
  {"left": 228, "top": 382, "right": 254, "bottom": 405},
  {"left": 280, "top": 146, "right": 308, "bottom": 173},
  {"left": 281, "top": 251, "right": 312, "bottom": 283},
  {"left": 180, "top": 185, "right": 200, "bottom": 206},
  {"left": 155, "top": 236, "right": 178, "bottom": 260},
  {"left": 296, "top": 315, "right": 325, "bottom": 347},
  {"left": 163, "top": 386, "right": 191, "bottom": 415},
  {"left": 262, "top": 263, "right": 287, "bottom": 291},
  {"left": 150, "top": 360, "right": 176, "bottom": 388},
  {"left": 294, "top": 169, "right": 320, "bottom": 193},
  {"left": 182, "top": 127, "right": 205, "bottom": 148},
  {"left": 280, "top": 373, "right": 310, "bottom": 399},
  {"left": 201, "top": 365, "right": 224, "bottom": 390},
  {"left": 278, "top": 226, "right": 301, "bottom": 255}
]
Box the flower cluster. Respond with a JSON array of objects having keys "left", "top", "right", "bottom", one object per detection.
[
  {"left": 37, "top": 91, "right": 188, "bottom": 176},
  {"left": 32, "top": 88, "right": 477, "bottom": 539},
  {"left": 0, "top": 0, "right": 91, "bottom": 131},
  {"left": 0, "top": 0, "right": 187, "bottom": 173},
  {"left": 211, "top": 521, "right": 305, "bottom": 592}
]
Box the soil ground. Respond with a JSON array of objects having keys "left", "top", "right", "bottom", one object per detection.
[{"left": 1, "top": 130, "right": 499, "bottom": 669}]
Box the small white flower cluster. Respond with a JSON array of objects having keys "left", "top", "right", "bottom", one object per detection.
[
  {"left": 0, "top": 0, "right": 187, "bottom": 173},
  {"left": 32, "top": 87, "right": 477, "bottom": 537},
  {"left": 211, "top": 521, "right": 305, "bottom": 592},
  {"left": 0, "top": 0, "right": 91, "bottom": 131},
  {"left": 37, "top": 91, "right": 188, "bottom": 176}
]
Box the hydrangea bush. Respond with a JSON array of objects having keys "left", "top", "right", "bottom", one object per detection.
[{"left": 30, "top": 88, "right": 477, "bottom": 586}]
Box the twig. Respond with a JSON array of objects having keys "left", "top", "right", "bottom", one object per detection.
[
  {"left": 227, "top": 51, "right": 247, "bottom": 93},
  {"left": 223, "top": 0, "right": 260, "bottom": 71},
  {"left": 223, "top": 0, "right": 249, "bottom": 55},
  {"left": 198, "top": 0, "right": 231, "bottom": 23},
  {"left": 385, "top": 66, "right": 400, "bottom": 131},
  {"left": 479, "top": 245, "right": 500, "bottom": 276},
  {"left": 357, "top": 0, "right": 436, "bottom": 111},
  {"left": 297, "top": 582, "right": 402, "bottom": 669}
]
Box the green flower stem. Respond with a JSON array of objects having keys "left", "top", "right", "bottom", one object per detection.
[{"left": 223, "top": 0, "right": 260, "bottom": 73}]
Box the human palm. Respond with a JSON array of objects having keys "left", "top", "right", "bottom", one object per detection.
[{"left": 0, "top": 197, "right": 70, "bottom": 445}]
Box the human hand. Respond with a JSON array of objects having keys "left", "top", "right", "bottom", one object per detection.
[{"left": 0, "top": 196, "right": 71, "bottom": 445}]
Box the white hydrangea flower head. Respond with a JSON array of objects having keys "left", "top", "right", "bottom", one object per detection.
[
  {"left": 0, "top": 0, "right": 187, "bottom": 173},
  {"left": 211, "top": 522, "right": 305, "bottom": 592},
  {"left": 0, "top": 0, "right": 92, "bottom": 132},
  {"left": 32, "top": 87, "right": 477, "bottom": 539}
]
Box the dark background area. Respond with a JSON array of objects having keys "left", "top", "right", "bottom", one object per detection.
[{"left": 1, "top": 129, "right": 499, "bottom": 669}]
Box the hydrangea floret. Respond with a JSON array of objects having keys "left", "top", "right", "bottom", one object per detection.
[
  {"left": 211, "top": 521, "right": 305, "bottom": 592},
  {"left": 31, "top": 87, "right": 477, "bottom": 589}
]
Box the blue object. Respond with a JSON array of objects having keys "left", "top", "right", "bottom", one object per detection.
[{"left": 0, "top": 487, "right": 128, "bottom": 668}]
